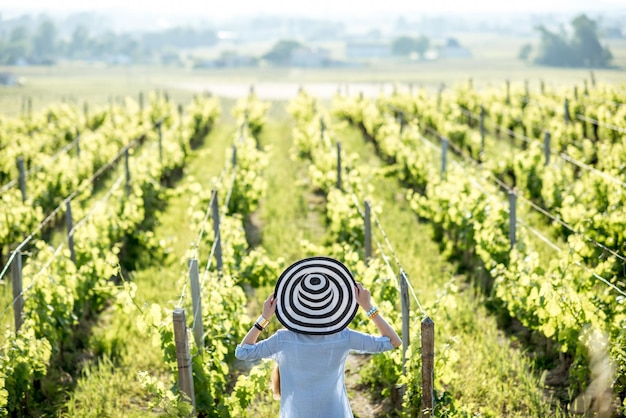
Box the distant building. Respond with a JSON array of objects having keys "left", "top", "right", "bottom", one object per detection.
[
  {"left": 345, "top": 42, "right": 391, "bottom": 59},
  {"left": 438, "top": 45, "right": 472, "bottom": 58}
]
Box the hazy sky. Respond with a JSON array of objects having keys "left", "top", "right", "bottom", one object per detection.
[{"left": 2, "top": 0, "right": 626, "bottom": 19}]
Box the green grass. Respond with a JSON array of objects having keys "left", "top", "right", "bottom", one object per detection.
[{"left": 258, "top": 117, "right": 327, "bottom": 262}]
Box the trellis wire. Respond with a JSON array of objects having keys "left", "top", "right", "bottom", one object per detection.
[
  {"left": 0, "top": 136, "right": 81, "bottom": 193},
  {"left": 415, "top": 119, "right": 626, "bottom": 294},
  {"left": 341, "top": 135, "right": 427, "bottom": 316},
  {"left": 178, "top": 127, "right": 244, "bottom": 316},
  {"left": 190, "top": 167, "right": 226, "bottom": 260},
  {"left": 0, "top": 172, "right": 126, "bottom": 321},
  {"left": 577, "top": 114, "right": 626, "bottom": 135},
  {"left": 0, "top": 137, "right": 141, "bottom": 284},
  {"left": 0, "top": 241, "right": 66, "bottom": 322},
  {"left": 421, "top": 119, "right": 626, "bottom": 266},
  {"left": 440, "top": 103, "right": 626, "bottom": 189},
  {"left": 369, "top": 208, "right": 427, "bottom": 316},
  {"left": 559, "top": 153, "right": 626, "bottom": 189}
]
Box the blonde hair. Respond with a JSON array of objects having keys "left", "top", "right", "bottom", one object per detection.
[{"left": 271, "top": 363, "right": 281, "bottom": 400}]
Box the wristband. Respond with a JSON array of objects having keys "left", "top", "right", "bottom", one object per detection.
[
  {"left": 254, "top": 322, "right": 264, "bottom": 331},
  {"left": 256, "top": 315, "right": 271, "bottom": 329},
  {"left": 366, "top": 306, "right": 378, "bottom": 317}
]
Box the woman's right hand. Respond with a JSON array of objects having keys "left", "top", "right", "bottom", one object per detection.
[
  {"left": 355, "top": 283, "right": 373, "bottom": 312},
  {"left": 262, "top": 293, "right": 277, "bottom": 319}
]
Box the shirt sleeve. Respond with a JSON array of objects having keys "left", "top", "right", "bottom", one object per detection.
[
  {"left": 347, "top": 329, "right": 394, "bottom": 353},
  {"left": 235, "top": 332, "right": 280, "bottom": 361}
]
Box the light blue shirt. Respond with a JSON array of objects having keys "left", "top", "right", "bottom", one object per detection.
[{"left": 235, "top": 328, "right": 394, "bottom": 418}]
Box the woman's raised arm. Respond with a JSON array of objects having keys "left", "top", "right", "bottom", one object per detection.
[{"left": 355, "top": 283, "right": 402, "bottom": 348}]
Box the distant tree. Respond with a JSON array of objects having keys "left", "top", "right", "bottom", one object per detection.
[
  {"left": 534, "top": 25, "right": 575, "bottom": 66},
  {"left": 32, "top": 19, "right": 58, "bottom": 59},
  {"left": 414, "top": 36, "right": 430, "bottom": 56},
  {"left": 392, "top": 36, "right": 416, "bottom": 56},
  {"left": 391, "top": 35, "right": 429, "bottom": 57},
  {"left": 2, "top": 26, "right": 31, "bottom": 64},
  {"left": 70, "top": 25, "right": 90, "bottom": 57},
  {"left": 262, "top": 40, "right": 302, "bottom": 65},
  {"left": 533, "top": 14, "right": 612, "bottom": 68},
  {"left": 518, "top": 43, "right": 532, "bottom": 61},
  {"left": 570, "top": 14, "right": 612, "bottom": 67},
  {"left": 90, "top": 31, "right": 118, "bottom": 57}
]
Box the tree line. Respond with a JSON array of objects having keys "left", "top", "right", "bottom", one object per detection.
[{"left": 0, "top": 18, "right": 217, "bottom": 65}]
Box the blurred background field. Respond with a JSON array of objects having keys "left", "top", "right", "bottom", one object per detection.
[{"left": 1, "top": 3, "right": 625, "bottom": 115}]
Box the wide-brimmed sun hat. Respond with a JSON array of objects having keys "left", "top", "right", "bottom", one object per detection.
[{"left": 274, "top": 256, "right": 358, "bottom": 335}]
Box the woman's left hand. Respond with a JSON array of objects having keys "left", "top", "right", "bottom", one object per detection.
[{"left": 262, "top": 293, "right": 277, "bottom": 319}]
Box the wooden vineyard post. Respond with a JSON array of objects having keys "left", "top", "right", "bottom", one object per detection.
[
  {"left": 479, "top": 105, "right": 485, "bottom": 155},
  {"left": 505, "top": 79, "right": 511, "bottom": 105},
  {"left": 211, "top": 190, "right": 223, "bottom": 273},
  {"left": 437, "top": 84, "right": 444, "bottom": 110},
  {"left": 17, "top": 157, "right": 27, "bottom": 202},
  {"left": 66, "top": 201, "right": 76, "bottom": 264},
  {"left": 172, "top": 308, "right": 196, "bottom": 410},
  {"left": 421, "top": 317, "right": 435, "bottom": 417},
  {"left": 590, "top": 71, "right": 596, "bottom": 87},
  {"left": 75, "top": 128, "right": 81, "bottom": 158},
  {"left": 158, "top": 121, "right": 163, "bottom": 163},
  {"left": 509, "top": 191, "right": 517, "bottom": 249},
  {"left": 124, "top": 148, "right": 131, "bottom": 196},
  {"left": 188, "top": 258, "right": 204, "bottom": 350},
  {"left": 336, "top": 142, "right": 342, "bottom": 191},
  {"left": 11, "top": 250, "right": 24, "bottom": 333},
  {"left": 320, "top": 118, "right": 325, "bottom": 141},
  {"left": 441, "top": 138, "right": 448, "bottom": 180},
  {"left": 364, "top": 200, "right": 372, "bottom": 262},
  {"left": 564, "top": 98, "right": 570, "bottom": 124},
  {"left": 400, "top": 271, "right": 410, "bottom": 375},
  {"left": 544, "top": 131, "right": 551, "bottom": 166}
]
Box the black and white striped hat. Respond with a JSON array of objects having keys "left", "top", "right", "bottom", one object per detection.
[{"left": 274, "top": 256, "right": 358, "bottom": 335}]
